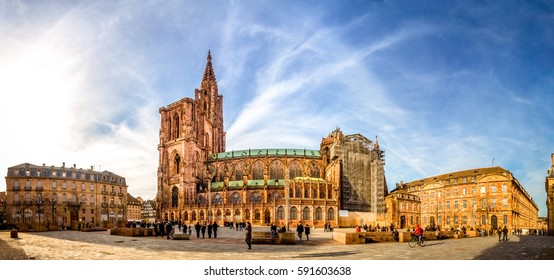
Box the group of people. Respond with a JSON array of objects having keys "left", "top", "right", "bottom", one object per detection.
[
  {"left": 151, "top": 220, "right": 220, "bottom": 239},
  {"left": 497, "top": 226, "right": 509, "bottom": 242},
  {"left": 192, "top": 221, "right": 219, "bottom": 239},
  {"left": 225, "top": 221, "right": 247, "bottom": 231},
  {"left": 296, "top": 223, "right": 312, "bottom": 240},
  {"left": 153, "top": 220, "right": 175, "bottom": 239}
]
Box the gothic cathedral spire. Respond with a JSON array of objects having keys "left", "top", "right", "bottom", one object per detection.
[{"left": 202, "top": 50, "right": 217, "bottom": 85}]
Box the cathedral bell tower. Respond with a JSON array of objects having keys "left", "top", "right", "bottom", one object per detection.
[{"left": 156, "top": 51, "right": 226, "bottom": 221}]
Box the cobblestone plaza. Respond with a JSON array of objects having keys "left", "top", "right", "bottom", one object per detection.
[{"left": 2, "top": 227, "right": 554, "bottom": 260}]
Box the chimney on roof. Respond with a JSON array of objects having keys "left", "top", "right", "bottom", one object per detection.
[
  {"left": 551, "top": 153, "right": 554, "bottom": 168},
  {"left": 73, "top": 164, "right": 76, "bottom": 168},
  {"left": 91, "top": 165, "right": 94, "bottom": 171},
  {"left": 42, "top": 163, "right": 45, "bottom": 167},
  {"left": 62, "top": 162, "right": 65, "bottom": 168}
]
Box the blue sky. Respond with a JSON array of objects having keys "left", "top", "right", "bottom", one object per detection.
[{"left": 1, "top": 0, "right": 553, "bottom": 216}]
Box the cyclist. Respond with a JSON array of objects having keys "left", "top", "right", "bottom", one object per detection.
[{"left": 414, "top": 224, "right": 423, "bottom": 243}]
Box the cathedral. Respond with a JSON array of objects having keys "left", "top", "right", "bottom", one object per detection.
[{"left": 156, "top": 52, "right": 387, "bottom": 228}]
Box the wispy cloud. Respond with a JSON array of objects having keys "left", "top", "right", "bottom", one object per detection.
[{"left": 1, "top": 1, "right": 552, "bottom": 216}]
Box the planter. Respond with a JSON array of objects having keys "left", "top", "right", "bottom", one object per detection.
[{"left": 10, "top": 230, "right": 18, "bottom": 238}]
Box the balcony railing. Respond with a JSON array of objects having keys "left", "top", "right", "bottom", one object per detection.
[
  {"left": 13, "top": 201, "right": 21, "bottom": 206},
  {"left": 102, "top": 190, "right": 108, "bottom": 195},
  {"left": 24, "top": 201, "right": 32, "bottom": 206},
  {"left": 110, "top": 203, "right": 115, "bottom": 208},
  {"left": 36, "top": 186, "right": 43, "bottom": 191},
  {"left": 12, "top": 186, "right": 20, "bottom": 191},
  {"left": 110, "top": 191, "right": 116, "bottom": 196},
  {"left": 24, "top": 186, "right": 32, "bottom": 191},
  {"left": 118, "top": 192, "right": 123, "bottom": 197},
  {"left": 101, "top": 202, "right": 108, "bottom": 208}
]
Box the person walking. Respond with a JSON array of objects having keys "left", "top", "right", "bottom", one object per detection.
[
  {"left": 245, "top": 221, "right": 252, "bottom": 250},
  {"left": 165, "top": 221, "right": 173, "bottom": 240},
  {"left": 304, "top": 224, "right": 311, "bottom": 241},
  {"left": 497, "top": 227, "right": 502, "bottom": 242},
  {"left": 296, "top": 223, "right": 304, "bottom": 240},
  {"left": 201, "top": 222, "right": 207, "bottom": 239},
  {"left": 502, "top": 226, "right": 509, "bottom": 241},
  {"left": 212, "top": 221, "right": 219, "bottom": 238},
  {"left": 159, "top": 221, "right": 166, "bottom": 238},
  {"left": 153, "top": 222, "right": 159, "bottom": 237},
  {"left": 195, "top": 222, "right": 201, "bottom": 238},
  {"left": 270, "top": 223, "right": 277, "bottom": 239},
  {"left": 207, "top": 222, "right": 213, "bottom": 238}
]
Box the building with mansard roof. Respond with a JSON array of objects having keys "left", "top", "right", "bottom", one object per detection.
[
  {"left": 4, "top": 162, "right": 128, "bottom": 230},
  {"left": 156, "top": 52, "right": 387, "bottom": 228},
  {"left": 387, "top": 166, "right": 538, "bottom": 233},
  {"left": 126, "top": 193, "right": 143, "bottom": 222}
]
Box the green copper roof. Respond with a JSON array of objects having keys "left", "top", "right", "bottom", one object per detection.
[{"left": 209, "top": 148, "right": 321, "bottom": 161}]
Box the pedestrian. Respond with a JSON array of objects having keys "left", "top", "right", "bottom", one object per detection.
[
  {"left": 502, "top": 226, "right": 508, "bottom": 241},
  {"left": 270, "top": 223, "right": 277, "bottom": 239},
  {"left": 165, "top": 221, "right": 173, "bottom": 240},
  {"left": 304, "top": 224, "right": 311, "bottom": 241},
  {"left": 195, "top": 222, "right": 201, "bottom": 238},
  {"left": 188, "top": 224, "right": 192, "bottom": 235},
  {"left": 497, "top": 227, "right": 502, "bottom": 242},
  {"left": 201, "top": 222, "right": 206, "bottom": 239},
  {"left": 153, "top": 222, "right": 159, "bottom": 237},
  {"left": 245, "top": 221, "right": 252, "bottom": 250},
  {"left": 296, "top": 223, "right": 304, "bottom": 240},
  {"left": 212, "top": 221, "right": 219, "bottom": 238},
  {"left": 159, "top": 221, "right": 166, "bottom": 238},
  {"left": 207, "top": 223, "right": 213, "bottom": 238}
]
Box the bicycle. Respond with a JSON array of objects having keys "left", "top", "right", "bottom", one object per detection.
[{"left": 408, "top": 234, "right": 426, "bottom": 248}]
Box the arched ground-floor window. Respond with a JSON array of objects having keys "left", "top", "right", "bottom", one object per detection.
[
  {"left": 290, "top": 207, "right": 298, "bottom": 220},
  {"left": 302, "top": 207, "right": 310, "bottom": 220},
  {"left": 277, "top": 206, "right": 285, "bottom": 220},
  {"left": 315, "top": 207, "right": 322, "bottom": 220}
]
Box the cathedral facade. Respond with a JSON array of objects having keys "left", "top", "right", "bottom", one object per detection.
[{"left": 156, "top": 52, "right": 387, "bottom": 228}]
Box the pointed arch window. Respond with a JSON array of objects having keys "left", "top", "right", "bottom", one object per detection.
[
  {"left": 290, "top": 207, "right": 298, "bottom": 220},
  {"left": 229, "top": 192, "right": 242, "bottom": 204},
  {"left": 302, "top": 207, "right": 310, "bottom": 220},
  {"left": 269, "top": 160, "right": 284, "bottom": 180},
  {"left": 252, "top": 161, "right": 264, "bottom": 180},
  {"left": 309, "top": 162, "right": 320, "bottom": 178},
  {"left": 327, "top": 208, "right": 335, "bottom": 220},
  {"left": 315, "top": 207, "right": 322, "bottom": 220},
  {"left": 277, "top": 206, "right": 285, "bottom": 220},
  {"left": 289, "top": 161, "right": 302, "bottom": 180},
  {"left": 235, "top": 162, "right": 244, "bottom": 180},
  {"left": 171, "top": 186, "right": 179, "bottom": 208},
  {"left": 173, "top": 113, "right": 180, "bottom": 139},
  {"left": 174, "top": 154, "right": 181, "bottom": 175},
  {"left": 212, "top": 193, "right": 223, "bottom": 205},
  {"left": 247, "top": 192, "right": 263, "bottom": 203}
]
